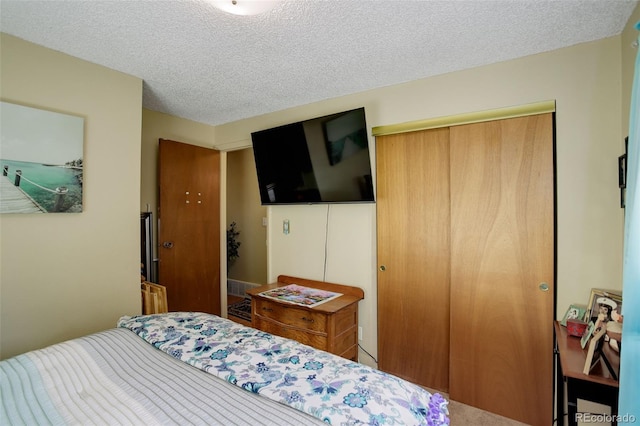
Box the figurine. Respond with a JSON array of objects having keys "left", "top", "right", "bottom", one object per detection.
[{"left": 606, "top": 310, "right": 623, "bottom": 353}]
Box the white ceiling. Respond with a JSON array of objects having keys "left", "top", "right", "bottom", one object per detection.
[{"left": 1, "top": 0, "right": 637, "bottom": 126}]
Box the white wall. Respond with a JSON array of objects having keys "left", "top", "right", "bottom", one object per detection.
[
  {"left": 214, "top": 36, "right": 626, "bottom": 366},
  {"left": 0, "top": 34, "right": 143, "bottom": 359}
]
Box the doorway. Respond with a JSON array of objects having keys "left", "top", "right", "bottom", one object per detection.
[{"left": 226, "top": 148, "right": 268, "bottom": 324}]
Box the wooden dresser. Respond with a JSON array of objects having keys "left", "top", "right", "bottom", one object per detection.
[{"left": 246, "top": 275, "right": 364, "bottom": 361}]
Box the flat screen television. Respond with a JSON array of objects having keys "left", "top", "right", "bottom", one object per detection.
[{"left": 251, "top": 107, "right": 375, "bottom": 205}]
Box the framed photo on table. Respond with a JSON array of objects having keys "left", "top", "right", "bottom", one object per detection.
[
  {"left": 561, "top": 303, "right": 587, "bottom": 326},
  {"left": 581, "top": 321, "right": 596, "bottom": 349},
  {"left": 583, "top": 327, "right": 607, "bottom": 375},
  {"left": 585, "top": 289, "right": 622, "bottom": 324}
]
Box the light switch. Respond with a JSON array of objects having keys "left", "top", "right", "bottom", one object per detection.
[{"left": 283, "top": 219, "right": 290, "bottom": 235}]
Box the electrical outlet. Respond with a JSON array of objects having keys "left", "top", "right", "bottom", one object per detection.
[
  {"left": 262, "top": 217, "right": 268, "bottom": 227},
  {"left": 358, "top": 326, "right": 363, "bottom": 341}
]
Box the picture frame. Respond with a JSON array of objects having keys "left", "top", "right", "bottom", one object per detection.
[
  {"left": 585, "top": 289, "right": 622, "bottom": 324},
  {"left": 0, "top": 101, "right": 84, "bottom": 213},
  {"left": 583, "top": 327, "right": 607, "bottom": 375},
  {"left": 560, "top": 303, "right": 588, "bottom": 326},
  {"left": 581, "top": 321, "right": 596, "bottom": 349},
  {"left": 618, "top": 154, "right": 627, "bottom": 188},
  {"left": 619, "top": 136, "right": 628, "bottom": 208}
]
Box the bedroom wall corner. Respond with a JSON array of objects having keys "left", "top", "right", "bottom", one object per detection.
[{"left": 0, "top": 34, "right": 143, "bottom": 359}]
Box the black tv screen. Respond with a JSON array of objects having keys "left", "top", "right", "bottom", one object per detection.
[{"left": 251, "top": 107, "right": 375, "bottom": 205}]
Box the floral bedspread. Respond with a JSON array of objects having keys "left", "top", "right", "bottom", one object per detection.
[{"left": 118, "top": 312, "right": 449, "bottom": 426}]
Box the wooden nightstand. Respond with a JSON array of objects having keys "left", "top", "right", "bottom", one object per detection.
[
  {"left": 246, "top": 275, "right": 364, "bottom": 361},
  {"left": 554, "top": 321, "right": 619, "bottom": 426}
]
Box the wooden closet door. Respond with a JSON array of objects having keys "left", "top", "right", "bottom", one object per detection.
[
  {"left": 377, "top": 127, "right": 451, "bottom": 392},
  {"left": 448, "top": 114, "right": 555, "bottom": 425}
]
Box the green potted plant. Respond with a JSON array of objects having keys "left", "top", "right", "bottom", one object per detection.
[{"left": 227, "top": 221, "right": 241, "bottom": 269}]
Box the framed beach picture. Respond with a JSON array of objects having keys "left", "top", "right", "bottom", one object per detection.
[{"left": 0, "top": 101, "right": 84, "bottom": 213}]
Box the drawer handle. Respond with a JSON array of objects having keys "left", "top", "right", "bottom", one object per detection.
[
  {"left": 301, "top": 317, "right": 315, "bottom": 323},
  {"left": 262, "top": 307, "right": 274, "bottom": 312}
]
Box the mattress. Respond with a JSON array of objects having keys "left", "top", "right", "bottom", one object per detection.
[{"left": 2, "top": 312, "right": 449, "bottom": 425}]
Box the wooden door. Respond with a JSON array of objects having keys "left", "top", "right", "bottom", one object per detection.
[
  {"left": 158, "top": 139, "right": 221, "bottom": 314},
  {"left": 448, "top": 114, "right": 555, "bottom": 425},
  {"left": 376, "top": 127, "right": 451, "bottom": 392}
]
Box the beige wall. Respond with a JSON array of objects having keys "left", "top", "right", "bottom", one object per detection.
[
  {"left": 4, "top": 22, "right": 627, "bottom": 367},
  {"left": 226, "top": 148, "right": 268, "bottom": 284},
  {"left": 140, "top": 109, "right": 218, "bottom": 214},
  {"left": 214, "top": 36, "right": 627, "bottom": 366},
  {"left": 0, "top": 34, "right": 142, "bottom": 359}
]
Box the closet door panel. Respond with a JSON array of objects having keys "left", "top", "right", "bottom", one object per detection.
[
  {"left": 448, "top": 114, "right": 554, "bottom": 425},
  {"left": 376, "top": 128, "right": 451, "bottom": 392}
]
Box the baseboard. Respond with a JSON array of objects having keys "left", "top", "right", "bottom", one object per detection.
[{"left": 227, "top": 279, "right": 261, "bottom": 298}]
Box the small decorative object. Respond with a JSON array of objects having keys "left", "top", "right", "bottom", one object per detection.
[
  {"left": 566, "top": 318, "right": 588, "bottom": 337},
  {"left": 561, "top": 303, "right": 587, "bottom": 326},
  {"left": 606, "top": 321, "right": 623, "bottom": 353},
  {"left": 606, "top": 311, "right": 623, "bottom": 353},
  {"left": 227, "top": 221, "right": 241, "bottom": 269}
]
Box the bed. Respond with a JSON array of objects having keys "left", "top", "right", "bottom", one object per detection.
[{"left": 1, "top": 312, "right": 449, "bottom": 425}]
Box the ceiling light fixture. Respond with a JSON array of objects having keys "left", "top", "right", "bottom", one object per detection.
[{"left": 211, "top": 0, "right": 280, "bottom": 16}]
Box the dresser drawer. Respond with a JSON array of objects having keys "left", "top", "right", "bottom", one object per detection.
[
  {"left": 255, "top": 299, "right": 327, "bottom": 332},
  {"left": 255, "top": 318, "right": 328, "bottom": 351}
]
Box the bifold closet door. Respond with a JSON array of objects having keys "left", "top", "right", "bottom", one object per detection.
[
  {"left": 376, "top": 127, "right": 451, "bottom": 392},
  {"left": 448, "top": 113, "right": 555, "bottom": 425}
]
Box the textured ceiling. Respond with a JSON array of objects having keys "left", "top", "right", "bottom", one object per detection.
[{"left": 1, "top": 0, "right": 637, "bottom": 126}]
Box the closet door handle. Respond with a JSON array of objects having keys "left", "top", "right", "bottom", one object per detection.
[
  {"left": 379, "top": 265, "right": 386, "bottom": 272},
  {"left": 539, "top": 282, "right": 549, "bottom": 292}
]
